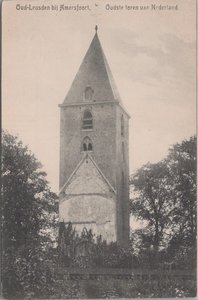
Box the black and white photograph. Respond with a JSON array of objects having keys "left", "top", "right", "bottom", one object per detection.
[{"left": 2, "top": 0, "right": 197, "bottom": 298}]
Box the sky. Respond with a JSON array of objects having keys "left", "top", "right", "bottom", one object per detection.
[{"left": 2, "top": 0, "right": 196, "bottom": 193}]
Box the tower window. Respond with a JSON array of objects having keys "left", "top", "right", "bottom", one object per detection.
[
  {"left": 84, "top": 86, "right": 94, "bottom": 101},
  {"left": 82, "top": 137, "right": 93, "bottom": 152},
  {"left": 88, "top": 143, "right": 92, "bottom": 151},
  {"left": 83, "top": 143, "right": 87, "bottom": 151},
  {"left": 121, "top": 115, "right": 124, "bottom": 137},
  {"left": 82, "top": 110, "right": 93, "bottom": 130}
]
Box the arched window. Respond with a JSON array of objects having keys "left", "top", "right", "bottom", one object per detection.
[
  {"left": 121, "top": 115, "right": 124, "bottom": 137},
  {"left": 83, "top": 143, "right": 87, "bottom": 151},
  {"left": 82, "top": 110, "right": 93, "bottom": 130},
  {"left": 82, "top": 137, "right": 93, "bottom": 152},
  {"left": 84, "top": 86, "right": 94, "bottom": 101},
  {"left": 88, "top": 143, "right": 92, "bottom": 151}
]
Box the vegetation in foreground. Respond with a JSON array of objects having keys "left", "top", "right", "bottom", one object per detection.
[{"left": 1, "top": 131, "right": 196, "bottom": 299}]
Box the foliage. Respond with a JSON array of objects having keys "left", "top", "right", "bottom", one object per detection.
[
  {"left": 2, "top": 131, "right": 58, "bottom": 298},
  {"left": 2, "top": 132, "right": 196, "bottom": 298},
  {"left": 58, "top": 222, "right": 137, "bottom": 269},
  {"left": 130, "top": 161, "right": 175, "bottom": 255},
  {"left": 130, "top": 135, "right": 196, "bottom": 268},
  {"left": 166, "top": 136, "right": 196, "bottom": 247},
  {"left": 45, "top": 273, "right": 196, "bottom": 299},
  {"left": 57, "top": 223, "right": 196, "bottom": 298}
]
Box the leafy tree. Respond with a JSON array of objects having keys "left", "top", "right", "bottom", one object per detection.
[
  {"left": 166, "top": 136, "right": 196, "bottom": 248},
  {"left": 165, "top": 136, "right": 196, "bottom": 268},
  {"left": 130, "top": 136, "right": 196, "bottom": 266},
  {"left": 2, "top": 131, "right": 58, "bottom": 298},
  {"left": 130, "top": 161, "right": 175, "bottom": 256}
]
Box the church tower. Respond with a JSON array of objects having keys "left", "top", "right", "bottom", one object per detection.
[{"left": 59, "top": 27, "right": 130, "bottom": 247}]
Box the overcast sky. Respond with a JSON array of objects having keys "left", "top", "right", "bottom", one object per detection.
[{"left": 3, "top": 0, "right": 196, "bottom": 192}]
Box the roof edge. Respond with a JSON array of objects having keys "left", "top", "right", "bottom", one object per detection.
[
  {"left": 59, "top": 153, "right": 117, "bottom": 196},
  {"left": 58, "top": 101, "right": 131, "bottom": 118}
]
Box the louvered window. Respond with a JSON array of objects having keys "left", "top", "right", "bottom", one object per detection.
[{"left": 82, "top": 110, "right": 93, "bottom": 130}]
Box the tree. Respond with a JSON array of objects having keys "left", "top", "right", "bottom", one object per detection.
[
  {"left": 2, "top": 131, "right": 58, "bottom": 298},
  {"left": 165, "top": 136, "right": 196, "bottom": 267},
  {"left": 130, "top": 161, "right": 175, "bottom": 256},
  {"left": 130, "top": 136, "right": 196, "bottom": 266}
]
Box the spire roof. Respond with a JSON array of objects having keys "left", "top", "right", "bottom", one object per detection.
[{"left": 62, "top": 30, "right": 123, "bottom": 105}]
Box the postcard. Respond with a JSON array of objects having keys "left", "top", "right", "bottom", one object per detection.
[{"left": 2, "top": 0, "right": 197, "bottom": 298}]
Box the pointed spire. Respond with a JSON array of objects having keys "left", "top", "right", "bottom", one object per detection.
[{"left": 63, "top": 29, "right": 122, "bottom": 105}]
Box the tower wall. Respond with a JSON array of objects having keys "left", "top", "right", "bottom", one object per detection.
[
  {"left": 60, "top": 195, "right": 116, "bottom": 243},
  {"left": 59, "top": 30, "right": 130, "bottom": 247},
  {"left": 115, "top": 106, "right": 130, "bottom": 246},
  {"left": 60, "top": 102, "right": 117, "bottom": 190},
  {"left": 59, "top": 102, "right": 130, "bottom": 247}
]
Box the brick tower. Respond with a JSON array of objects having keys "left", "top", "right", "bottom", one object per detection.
[{"left": 59, "top": 27, "right": 130, "bottom": 247}]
